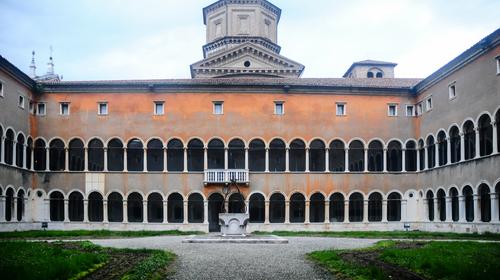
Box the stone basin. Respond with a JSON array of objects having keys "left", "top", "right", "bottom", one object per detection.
[{"left": 219, "top": 213, "right": 249, "bottom": 237}]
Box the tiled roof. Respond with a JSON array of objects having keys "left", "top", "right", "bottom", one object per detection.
[{"left": 40, "top": 77, "right": 422, "bottom": 89}]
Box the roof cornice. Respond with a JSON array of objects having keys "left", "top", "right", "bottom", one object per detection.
[
  {"left": 0, "top": 55, "right": 36, "bottom": 90},
  {"left": 203, "top": 0, "right": 281, "bottom": 25}
]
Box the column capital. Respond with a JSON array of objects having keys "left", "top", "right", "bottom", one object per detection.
[
  {"left": 0, "top": 135, "right": 5, "bottom": 140},
  {"left": 491, "top": 121, "right": 497, "bottom": 127},
  {"left": 459, "top": 132, "right": 465, "bottom": 137},
  {"left": 383, "top": 148, "right": 388, "bottom": 152},
  {"left": 104, "top": 147, "right": 108, "bottom": 152},
  {"left": 344, "top": 148, "right": 349, "bottom": 152},
  {"left": 445, "top": 137, "right": 450, "bottom": 141},
  {"left": 474, "top": 127, "right": 480, "bottom": 133}
]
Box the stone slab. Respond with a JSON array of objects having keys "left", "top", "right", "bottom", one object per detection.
[{"left": 182, "top": 234, "right": 288, "bottom": 244}]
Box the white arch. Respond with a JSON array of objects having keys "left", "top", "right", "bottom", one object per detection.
[
  {"left": 308, "top": 190, "right": 327, "bottom": 200},
  {"left": 493, "top": 105, "right": 500, "bottom": 120},
  {"left": 267, "top": 136, "right": 287, "bottom": 149},
  {"left": 288, "top": 190, "right": 307, "bottom": 200},
  {"left": 436, "top": 129, "right": 448, "bottom": 139},
  {"left": 475, "top": 111, "right": 493, "bottom": 124},
  {"left": 460, "top": 183, "right": 475, "bottom": 194},
  {"left": 87, "top": 189, "right": 105, "bottom": 199},
  {"left": 347, "top": 190, "right": 366, "bottom": 199},
  {"left": 476, "top": 180, "right": 492, "bottom": 193},
  {"left": 126, "top": 189, "right": 146, "bottom": 200},
  {"left": 424, "top": 133, "right": 436, "bottom": 143},
  {"left": 386, "top": 190, "right": 404, "bottom": 200},
  {"left": 447, "top": 185, "right": 460, "bottom": 196},
  {"left": 404, "top": 138, "right": 418, "bottom": 146},
  {"left": 268, "top": 190, "right": 287, "bottom": 200},
  {"left": 435, "top": 186, "right": 447, "bottom": 195},
  {"left": 286, "top": 137, "right": 307, "bottom": 149},
  {"left": 206, "top": 136, "right": 226, "bottom": 148},
  {"left": 347, "top": 137, "right": 367, "bottom": 148},
  {"left": 166, "top": 137, "right": 186, "bottom": 148},
  {"left": 460, "top": 117, "right": 476, "bottom": 129},
  {"left": 47, "top": 136, "right": 67, "bottom": 147},
  {"left": 47, "top": 188, "right": 67, "bottom": 199},
  {"left": 145, "top": 137, "right": 165, "bottom": 147},
  {"left": 105, "top": 189, "right": 125, "bottom": 200},
  {"left": 367, "top": 137, "right": 386, "bottom": 148},
  {"left": 145, "top": 190, "right": 166, "bottom": 199},
  {"left": 105, "top": 136, "right": 126, "bottom": 147},
  {"left": 165, "top": 190, "right": 185, "bottom": 200},
  {"left": 227, "top": 136, "right": 247, "bottom": 147},
  {"left": 307, "top": 137, "right": 327, "bottom": 149},
  {"left": 185, "top": 136, "right": 206, "bottom": 148},
  {"left": 447, "top": 123, "right": 461, "bottom": 134},
  {"left": 16, "top": 186, "right": 27, "bottom": 197},
  {"left": 247, "top": 190, "right": 267, "bottom": 200},
  {"left": 125, "top": 136, "right": 145, "bottom": 146},
  {"left": 15, "top": 130, "right": 27, "bottom": 140},
  {"left": 424, "top": 188, "right": 435, "bottom": 197},
  {"left": 246, "top": 136, "right": 267, "bottom": 149},
  {"left": 86, "top": 136, "right": 106, "bottom": 148},
  {"left": 367, "top": 189, "right": 384, "bottom": 198},
  {"left": 206, "top": 190, "right": 224, "bottom": 199},
  {"left": 68, "top": 189, "right": 85, "bottom": 198},
  {"left": 327, "top": 137, "right": 347, "bottom": 147},
  {"left": 327, "top": 190, "right": 347, "bottom": 199},
  {"left": 186, "top": 190, "right": 206, "bottom": 200},
  {"left": 386, "top": 138, "right": 404, "bottom": 148}
]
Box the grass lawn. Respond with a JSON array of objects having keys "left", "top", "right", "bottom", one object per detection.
[{"left": 0, "top": 229, "right": 202, "bottom": 239}]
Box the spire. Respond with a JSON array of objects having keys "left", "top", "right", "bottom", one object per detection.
[
  {"left": 46, "top": 46, "right": 54, "bottom": 74},
  {"left": 29, "top": 50, "right": 37, "bottom": 78}
]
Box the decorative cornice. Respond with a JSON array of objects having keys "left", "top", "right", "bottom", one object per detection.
[
  {"left": 203, "top": 0, "right": 281, "bottom": 25},
  {"left": 203, "top": 36, "right": 281, "bottom": 58}
]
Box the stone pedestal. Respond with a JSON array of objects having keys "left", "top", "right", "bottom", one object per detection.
[{"left": 219, "top": 213, "right": 249, "bottom": 237}]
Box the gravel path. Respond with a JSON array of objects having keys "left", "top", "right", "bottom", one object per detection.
[{"left": 90, "top": 235, "right": 381, "bottom": 280}]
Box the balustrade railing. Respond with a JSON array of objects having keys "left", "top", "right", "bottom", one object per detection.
[{"left": 204, "top": 169, "right": 249, "bottom": 184}]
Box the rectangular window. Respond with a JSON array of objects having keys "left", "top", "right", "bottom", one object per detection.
[
  {"left": 29, "top": 100, "right": 34, "bottom": 114},
  {"left": 18, "top": 94, "right": 24, "bottom": 108},
  {"left": 60, "top": 102, "right": 70, "bottom": 115},
  {"left": 406, "top": 105, "right": 415, "bottom": 117},
  {"left": 154, "top": 101, "right": 164, "bottom": 115},
  {"left": 426, "top": 96, "right": 433, "bottom": 111},
  {"left": 416, "top": 102, "right": 423, "bottom": 116},
  {"left": 449, "top": 82, "right": 457, "bottom": 100},
  {"left": 496, "top": 55, "right": 500, "bottom": 75},
  {"left": 336, "top": 102, "right": 346, "bottom": 116},
  {"left": 388, "top": 103, "right": 398, "bottom": 116},
  {"left": 98, "top": 102, "right": 108, "bottom": 115},
  {"left": 213, "top": 101, "right": 223, "bottom": 115},
  {"left": 0, "top": 81, "right": 4, "bottom": 97},
  {"left": 274, "top": 101, "right": 284, "bottom": 115},
  {"left": 37, "top": 103, "right": 46, "bottom": 116}
]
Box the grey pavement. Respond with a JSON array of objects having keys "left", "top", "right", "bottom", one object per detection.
[{"left": 89, "top": 235, "right": 381, "bottom": 280}]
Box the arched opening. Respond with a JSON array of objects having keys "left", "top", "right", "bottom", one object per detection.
[
  {"left": 50, "top": 191, "right": 64, "bottom": 221},
  {"left": 349, "top": 192, "right": 364, "bottom": 222},
  {"left": 34, "top": 139, "right": 47, "bottom": 171},
  {"left": 348, "top": 141, "right": 364, "bottom": 172},
  {"left": 249, "top": 193, "right": 265, "bottom": 223},
  {"left": 329, "top": 140, "right": 345, "bottom": 172},
  {"left": 228, "top": 193, "right": 246, "bottom": 213},
  {"left": 309, "top": 140, "right": 325, "bottom": 172},
  {"left": 248, "top": 139, "right": 265, "bottom": 171},
  {"left": 450, "top": 188, "right": 459, "bottom": 222},
  {"left": 5, "top": 189, "right": 14, "bottom": 221},
  {"left": 16, "top": 134, "right": 25, "bottom": 168},
  {"left": 463, "top": 121, "right": 476, "bottom": 160},
  {"left": 437, "top": 189, "right": 446, "bottom": 221},
  {"left": 208, "top": 193, "right": 224, "bottom": 232},
  {"left": 167, "top": 139, "right": 184, "bottom": 171},
  {"left": 478, "top": 115, "right": 493, "bottom": 156},
  {"left": 4, "top": 129, "right": 14, "bottom": 165},
  {"left": 187, "top": 139, "right": 204, "bottom": 171},
  {"left": 368, "top": 192, "right": 382, "bottom": 221},
  {"left": 329, "top": 193, "right": 344, "bottom": 222},
  {"left": 108, "top": 139, "right": 124, "bottom": 171},
  {"left": 188, "top": 193, "right": 204, "bottom": 223},
  {"left": 289, "top": 139, "right": 306, "bottom": 172},
  {"left": 376, "top": 72, "right": 383, "bottom": 78},
  {"left": 387, "top": 141, "right": 402, "bottom": 171},
  {"left": 418, "top": 140, "right": 425, "bottom": 171},
  {"left": 49, "top": 139, "right": 65, "bottom": 171},
  {"left": 147, "top": 139, "right": 164, "bottom": 171},
  {"left": 290, "top": 193, "right": 305, "bottom": 222},
  {"left": 269, "top": 139, "right": 286, "bottom": 172},
  {"left": 368, "top": 141, "right": 383, "bottom": 172},
  {"left": 208, "top": 139, "right": 224, "bottom": 169},
  {"left": 449, "top": 126, "right": 461, "bottom": 163},
  {"left": 88, "top": 139, "right": 104, "bottom": 171},
  {"left": 269, "top": 193, "right": 285, "bottom": 223},
  {"left": 147, "top": 193, "right": 163, "bottom": 223},
  {"left": 16, "top": 189, "right": 24, "bottom": 221},
  {"left": 479, "top": 184, "right": 491, "bottom": 222},
  {"left": 463, "top": 186, "right": 474, "bottom": 222},
  {"left": 127, "top": 138, "right": 143, "bottom": 171},
  {"left": 167, "top": 193, "right": 183, "bottom": 223},
  {"left": 88, "top": 192, "right": 103, "bottom": 222},
  {"left": 69, "top": 139, "right": 85, "bottom": 171},
  {"left": 426, "top": 191, "right": 434, "bottom": 221},
  {"left": 127, "top": 192, "right": 143, "bottom": 223},
  {"left": 310, "top": 193, "right": 325, "bottom": 222},
  {"left": 437, "top": 131, "right": 448, "bottom": 166},
  {"left": 26, "top": 138, "right": 33, "bottom": 169},
  {"left": 426, "top": 136, "right": 436, "bottom": 168},
  {"left": 367, "top": 72, "right": 374, "bottom": 78},
  {"left": 69, "top": 192, "right": 84, "bottom": 221},
  {"left": 405, "top": 141, "right": 417, "bottom": 171},
  {"left": 228, "top": 139, "right": 245, "bottom": 169},
  {"left": 387, "top": 193, "right": 401, "bottom": 221},
  {"left": 108, "top": 192, "right": 123, "bottom": 222}
]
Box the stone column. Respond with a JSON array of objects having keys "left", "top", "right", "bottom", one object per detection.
[
  {"left": 203, "top": 200, "right": 208, "bottom": 225},
  {"left": 285, "top": 148, "right": 290, "bottom": 172},
  {"left": 103, "top": 200, "right": 108, "bottom": 223},
  {"left": 474, "top": 127, "right": 481, "bottom": 159},
  {"left": 44, "top": 199, "right": 50, "bottom": 221},
  {"left": 30, "top": 148, "right": 34, "bottom": 171},
  {"left": 183, "top": 148, "right": 188, "bottom": 172},
  {"left": 435, "top": 141, "right": 440, "bottom": 166},
  {"left": 84, "top": 147, "right": 89, "bottom": 172},
  {"left": 103, "top": 148, "right": 108, "bottom": 172},
  {"left": 264, "top": 200, "right": 270, "bottom": 224},
  {"left": 445, "top": 197, "right": 452, "bottom": 222},
  {"left": 416, "top": 149, "right": 420, "bottom": 172},
  {"left": 492, "top": 121, "right": 498, "bottom": 154},
  {"left": 383, "top": 148, "right": 388, "bottom": 172},
  {"left": 83, "top": 199, "right": 89, "bottom": 222},
  {"left": 363, "top": 199, "right": 368, "bottom": 222},
  {"left": 203, "top": 148, "right": 208, "bottom": 170},
  {"left": 305, "top": 148, "right": 310, "bottom": 172},
  {"left": 433, "top": 198, "right": 438, "bottom": 222},
  {"left": 285, "top": 200, "right": 290, "bottom": 224},
  {"left": 22, "top": 144, "right": 27, "bottom": 169},
  {"left": 325, "top": 148, "right": 329, "bottom": 172},
  {"left": 13, "top": 196, "right": 18, "bottom": 221},
  {"left": 344, "top": 200, "right": 349, "bottom": 223},
  {"left": 45, "top": 147, "right": 50, "bottom": 171},
  {"left": 183, "top": 200, "right": 188, "bottom": 224},
  {"left": 324, "top": 200, "right": 330, "bottom": 223},
  {"left": 12, "top": 140, "right": 17, "bottom": 166},
  {"left": 363, "top": 148, "right": 368, "bottom": 172},
  {"left": 163, "top": 147, "right": 168, "bottom": 172},
  {"left": 458, "top": 196, "right": 466, "bottom": 222},
  {"left": 123, "top": 148, "right": 128, "bottom": 172},
  {"left": 143, "top": 148, "right": 147, "bottom": 172},
  {"left": 224, "top": 147, "right": 228, "bottom": 169},
  {"left": 446, "top": 137, "right": 452, "bottom": 165},
  {"left": 244, "top": 147, "right": 249, "bottom": 170},
  {"left": 0, "top": 196, "right": 5, "bottom": 222},
  {"left": 265, "top": 148, "right": 269, "bottom": 172},
  {"left": 459, "top": 133, "right": 465, "bottom": 162},
  {"left": 305, "top": 200, "right": 310, "bottom": 224},
  {"left": 401, "top": 199, "right": 407, "bottom": 221},
  {"left": 422, "top": 199, "right": 429, "bottom": 221},
  {"left": 64, "top": 147, "right": 69, "bottom": 171},
  {"left": 381, "top": 199, "right": 388, "bottom": 222},
  {"left": 123, "top": 201, "right": 128, "bottom": 223},
  {"left": 163, "top": 200, "right": 169, "bottom": 224},
  {"left": 64, "top": 199, "right": 69, "bottom": 222},
  {"left": 143, "top": 200, "right": 148, "bottom": 223},
  {"left": 0, "top": 135, "right": 5, "bottom": 164},
  {"left": 490, "top": 192, "right": 499, "bottom": 222},
  {"left": 473, "top": 195, "right": 480, "bottom": 222},
  {"left": 423, "top": 146, "right": 428, "bottom": 170},
  {"left": 344, "top": 148, "right": 349, "bottom": 172},
  {"left": 401, "top": 148, "right": 406, "bottom": 172}
]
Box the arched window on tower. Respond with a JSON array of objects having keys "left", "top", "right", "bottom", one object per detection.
[
  {"left": 367, "top": 72, "right": 374, "bottom": 78},
  {"left": 269, "top": 139, "right": 286, "bottom": 172},
  {"left": 108, "top": 139, "right": 124, "bottom": 171},
  {"left": 69, "top": 139, "right": 85, "bottom": 171},
  {"left": 437, "top": 131, "right": 447, "bottom": 166},
  {"left": 228, "top": 139, "right": 245, "bottom": 169},
  {"left": 248, "top": 139, "right": 265, "bottom": 171},
  {"left": 289, "top": 139, "right": 306, "bottom": 172},
  {"left": 368, "top": 141, "right": 383, "bottom": 172},
  {"left": 329, "top": 193, "right": 344, "bottom": 222},
  {"left": 49, "top": 139, "right": 65, "bottom": 171},
  {"left": 309, "top": 140, "right": 325, "bottom": 172},
  {"left": 449, "top": 126, "right": 461, "bottom": 163},
  {"left": 329, "top": 140, "right": 345, "bottom": 172},
  {"left": 167, "top": 139, "right": 184, "bottom": 171},
  {"left": 127, "top": 138, "right": 143, "bottom": 171},
  {"left": 249, "top": 193, "right": 265, "bottom": 223},
  {"left": 147, "top": 139, "right": 164, "bottom": 171},
  {"left": 478, "top": 115, "right": 493, "bottom": 156},
  {"left": 376, "top": 72, "right": 383, "bottom": 78},
  {"left": 16, "top": 134, "right": 25, "bottom": 168},
  {"left": 463, "top": 121, "right": 476, "bottom": 160},
  {"left": 348, "top": 141, "right": 364, "bottom": 172},
  {"left": 187, "top": 139, "right": 204, "bottom": 171},
  {"left": 88, "top": 139, "right": 104, "bottom": 171},
  {"left": 387, "top": 141, "right": 402, "bottom": 172}
]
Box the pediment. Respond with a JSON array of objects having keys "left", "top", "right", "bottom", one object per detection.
[{"left": 190, "top": 41, "right": 304, "bottom": 78}]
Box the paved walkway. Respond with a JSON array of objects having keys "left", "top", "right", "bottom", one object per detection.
[{"left": 90, "top": 235, "right": 381, "bottom": 280}]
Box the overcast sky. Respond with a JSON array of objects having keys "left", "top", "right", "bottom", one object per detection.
[{"left": 1, "top": 0, "right": 499, "bottom": 81}]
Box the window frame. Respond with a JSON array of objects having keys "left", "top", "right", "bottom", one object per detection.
[
  {"left": 388, "top": 103, "right": 398, "bottom": 117},
  {"left": 0, "top": 79, "right": 4, "bottom": 98},
  {"left": 28, "top": 100, "right": 35, "bottom": 114},
  {"left": 274, "top": 101, "right": 285, "bottom": 115},
  {"left": 416, "top": 102, "right": 423, "bottom": 116},
  {"left": 496, "top": 54, "right": 500, "bottom": 75},
  {"left": 213, "top": 101, "right": 224, "bottom": 115},
  {"left": 448, "top": 81, "right": 457, "bottom": 100},
  {"left": 154, "top": 101, "right": 165, "bottom": 115},
  {"left": 98, "top": 101, "right": 108, "bottom": 115},
  {"left": 425, "top": 96, "right": 433, "bottom": 112},
  {"left": 336, "top": 102, "right": 346, "bottom": 116},
  {"left": 37, "top": 102, "right": 46, "bottom": 116},
  {"left": 18, "top": 93, "right": 25, "bottom": 109},
  {"left": 406, "top": 105, "right": 415, "bottom": 117},
  {"left": 60, "top": 102, "right": 70, "bottom": 116}
]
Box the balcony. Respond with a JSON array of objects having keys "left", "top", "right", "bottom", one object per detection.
[{"left": 204, "top": 169, "right": 249, "bottom": 186}]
